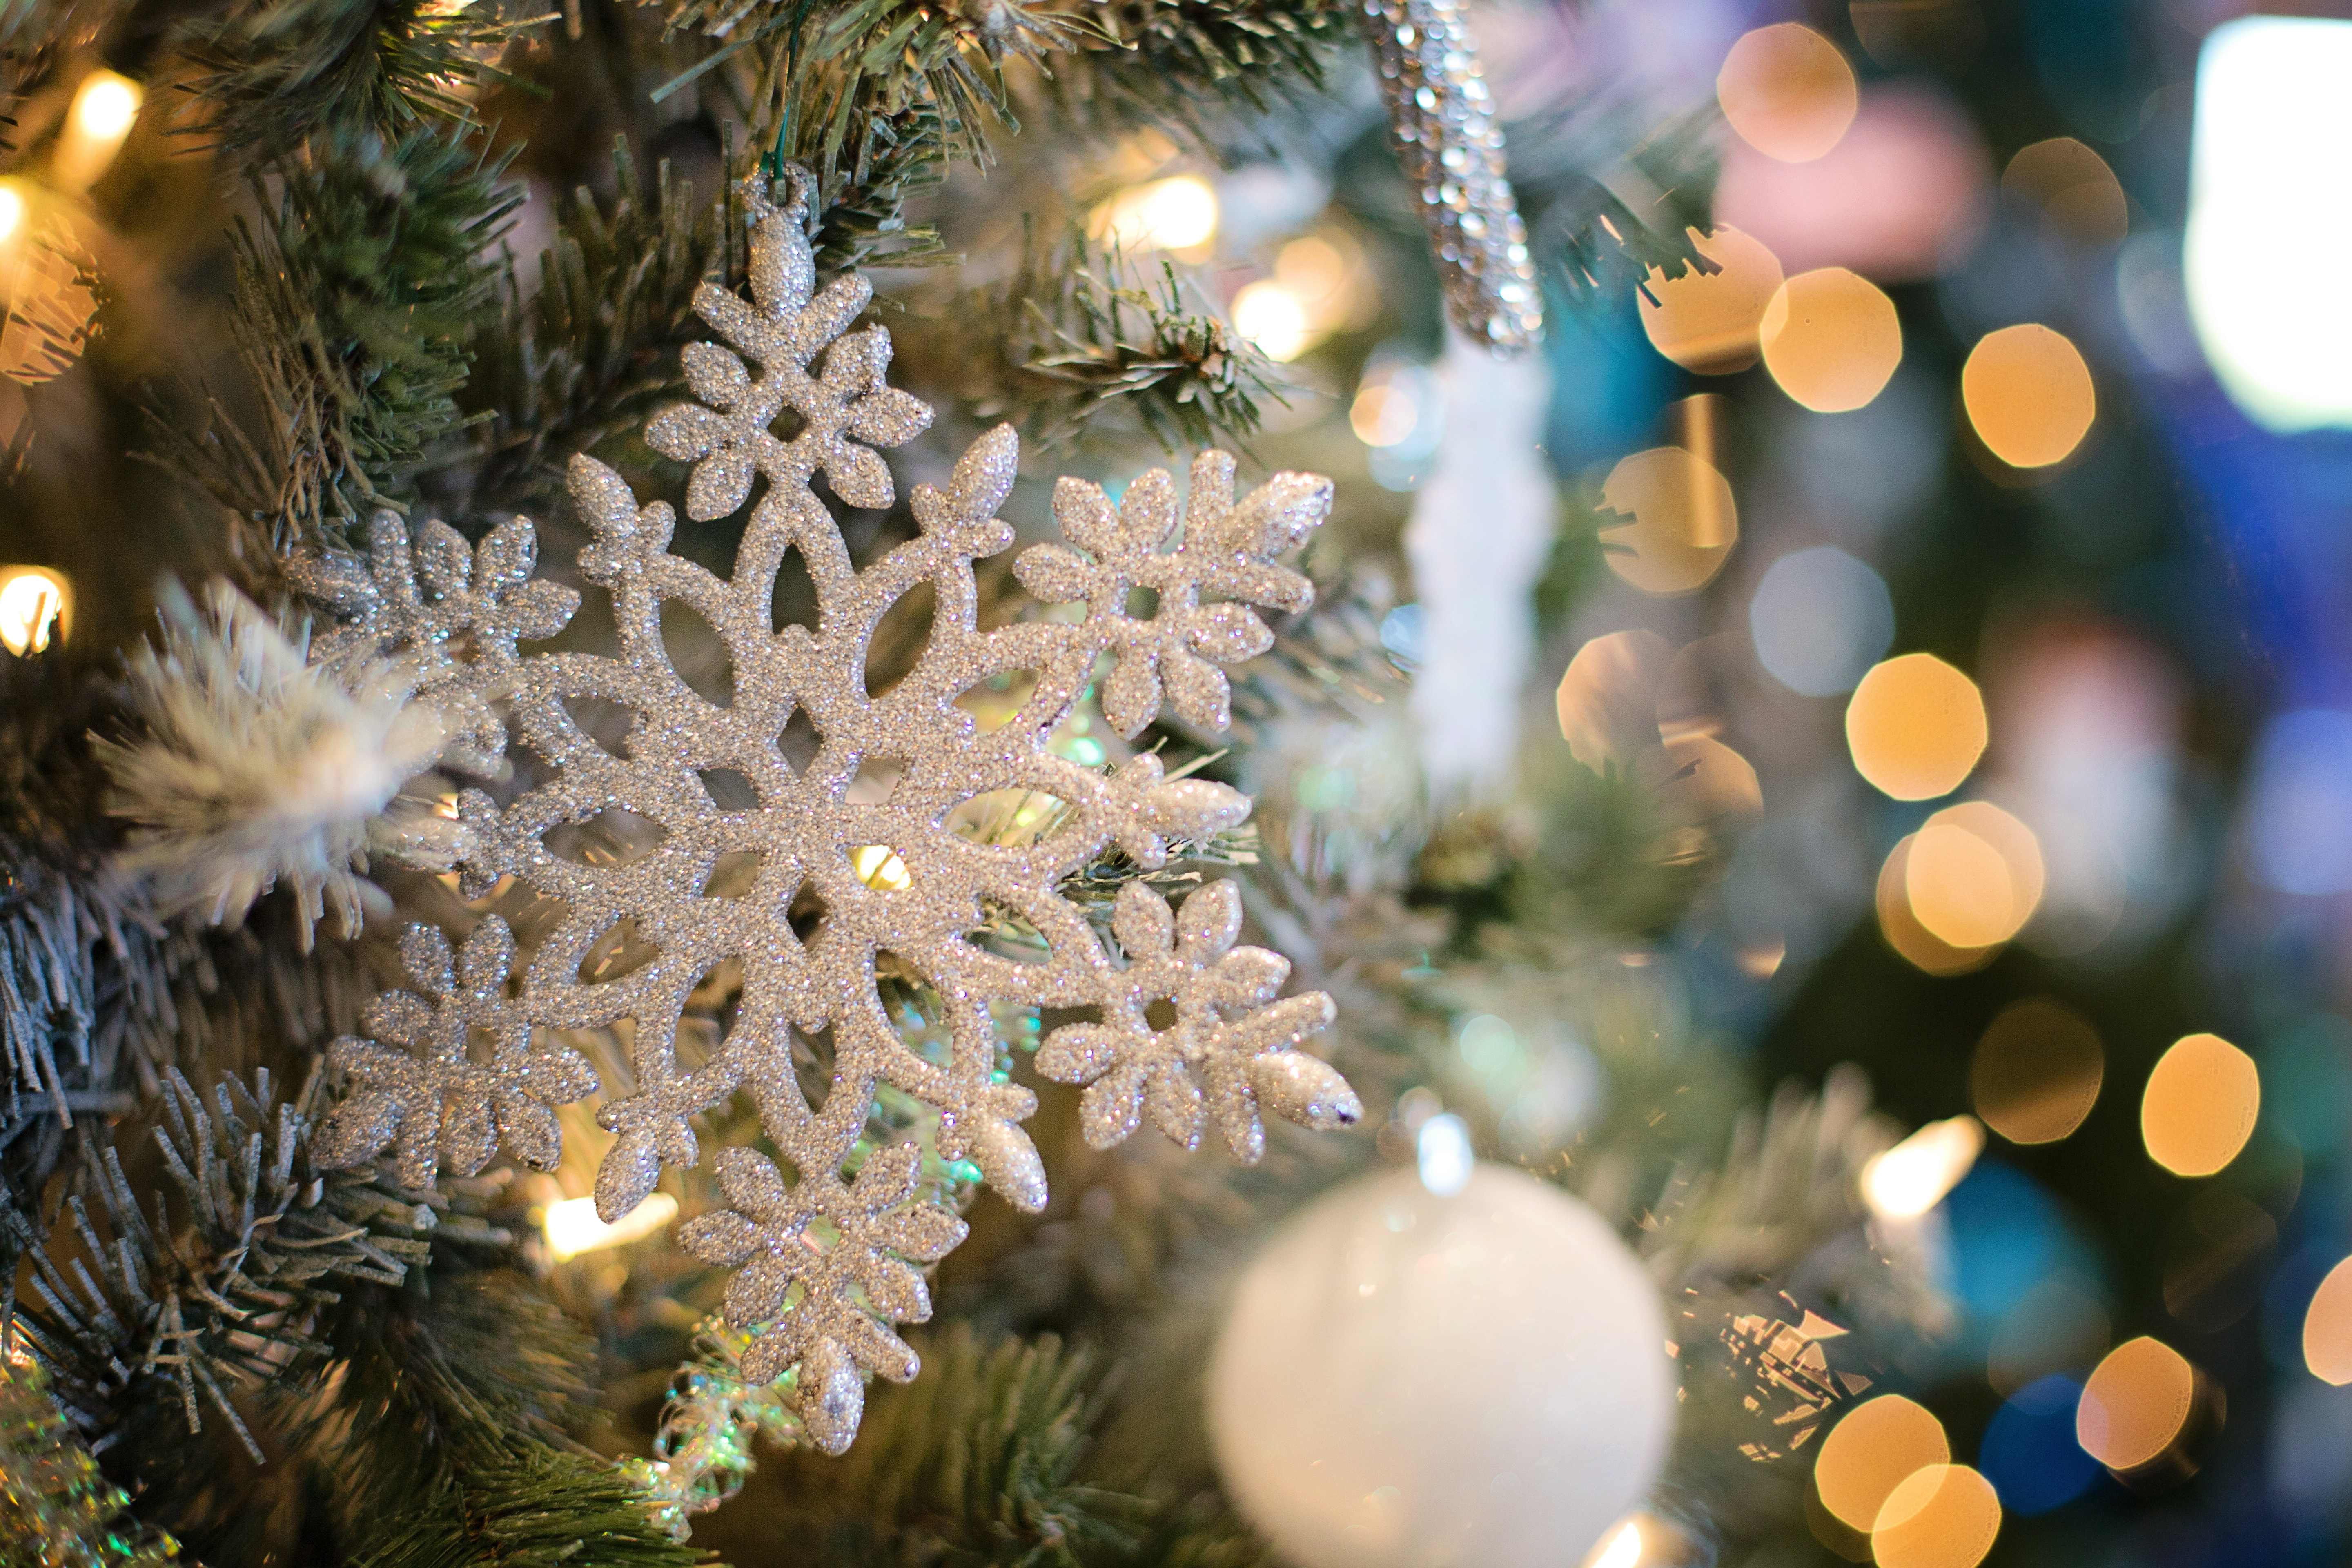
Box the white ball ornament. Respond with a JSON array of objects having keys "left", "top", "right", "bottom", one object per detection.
[{"left": 1207, "top": 1159, "right": 1675, "bottom": 1568}]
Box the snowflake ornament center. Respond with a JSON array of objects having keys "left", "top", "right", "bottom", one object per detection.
[{"left": 306, "top": 169, "right": 1360, "bottom": 1454}]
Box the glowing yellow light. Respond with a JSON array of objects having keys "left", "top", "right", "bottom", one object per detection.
[
  {"left": 1876, "top": 835, "right": 1993, "bottom": 976},
  {"left": 1905, "top": 801, "right": 2043, "bottom": 949},
  {"left": 0, "top": 567, "right": 70, "bottom": 655},
  {"left": 1813, "top": 1394, "right": 1949, "bottom": 1533},
  {"left": 1275, "top": 233, "right": 1357, "bottom": 311},
  {"left": 1639, "top": 225, "right": 1786, "bottom": 374},
  {"left": 2141, "top": 1032, "right": 2259, "bottom": 1177},
  {"left": 1907, "top": 821, "right": 2011, "bottom": 946},
  {"left": 851, "top": 844, "right": 913, "bottom": 891},
  {"left": 1760, "top": 267, "right": 1903, "bottom": 412},
  {"left": 1597, "top": 446, "right": 1739, "bottom": 595},
  {"left": 55, "top": 71, "right": 141, "bottom": 192},
  {"left": 1972, "top": 998, "right": 2103, "bottom": 1145},
  {"left": 1862, "top": 1115, "right": 1984, "bottom": 1219},
  {"left": 1232, "top": 280, "right": 1314, "bottom": 361},
  {"left": 1350, "top": 381, "right": 1421, "bottom": 447},
  {"left": 1844, "top": 654, "right": 1986, "bottom": 801},
  {"left": 1585, "top": 1519, "right": 1643, "bottom": 1568},
  {"left": 543, "top": 1192, "right": 677, "bottom": 1261},
  {"left": 1091, "top": 176, "right": 1219, "bottom": 255},
  {"left": 2078, "top": 1336, "right": 2197, "bottom": 1471},
  {"left": 2302, "top": 1255, "right": 2352, "bottom": 1385},
  {"left": 0, "top": 184, "right": 21, "bottom": 246},
  {"left": 1870, "top": 1464, "right": 2001, "bottom": 1568},
  {"left": 1963, "top": 325, "right": 2096, "bottom": 469},
  {"left": 1717, "top": 24, "right": 1859, "bottom": 163}
]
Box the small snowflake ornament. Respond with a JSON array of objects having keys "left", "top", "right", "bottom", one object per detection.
[{"left": 307, "top": 167, "right": 1360, "bottom": 1451}]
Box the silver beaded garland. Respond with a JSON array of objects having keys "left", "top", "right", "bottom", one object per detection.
[{"left": 1358, "top": 0, "right": 1544, "bottom": 354}]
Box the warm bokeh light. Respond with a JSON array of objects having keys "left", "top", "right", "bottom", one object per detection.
[
  {"left": 2302, "top": 1256, "right": 2352, "bottom": 1385},
  {"left": 2077, "top": 1337, "right": 2197, "bottom": 1472},
  {"left": 2185, "top": 17, "right": 2352, "bottom": 430},
  {"left": 1350, "top": 383, "right": 1416, "bottom": 447},
  {"left": 1906, "top": 800, "right": 2043, "bottom": 949},
  {"left": 72, "top": 72, "right": 139, "bottom": 140},
  {"left": 1877, "top": 835, "right": 1994, "bottom": 976},
  {"left": 1232, "top": 280, "right": 1312, "bottom": 361},
  {"left": 1556, "top": 629, "right": 1671, "bottom": 771},
  {"left": 1717, "top": 24, "right": 1859, "bottom": 163},
  {"left": 55, "top": 71, "right": 141, "bottom": 193},
  {"left": 543, "top": 1192, "right": 677, "bottom": 1261},
  {"left": 1972, "top": 998, "right": 2103, "bottom": 1145},
  {"left": 1597, "top": 447, "right": 1738, "bottom": 595},
  {"left": 1845, "top": 653, "right": 1987, "bottom": 800},
  {"left": 1349, "top": 363, "right": 1441, "bottom": 465},
  {"left": 1638, "top": 226, "right": 1786, "bottom": 374},
  {"left": 0, "top": 183, "right": 20, "bottom": 246},
  {"left": 1962, "top": 325, "right": 2096, "bottom": 469},
  {"left": 851, "top": 844, "right": 913, "bottom": 891},
  {"left": 1582, "top": 1519, "right": 1642, "bottom": 1568},
  {"left": 1091, "top": 175, "right": 1219, "bottom": 255},
  {"left": 1276, "top": 234, "right": 1346, "bottom": 299},
  {"left": 1870, "top": 1464, "right": 2001, "bottom": 1568},
  {"left": 2003, "top": 138, "right": 2129, "bottom": 247},
  {"left": 0, "top": 566, "right": 71, "bottom": 655},
  {"left": 1862, "top": 1115, "right": 1983, "bottom": 1219},
  {"left": 1759, "top": 267, "right": 1902, "bottom": 412},
  {"left": 2142, "top": 1033, "right": 2258, "bottom": 1177},
  {"left": 1651, "top": 733, "right": 1763, "bottom": 826},
  {"left": 1813, "top": 1393, "right": 1949, "bottom": 1532}
]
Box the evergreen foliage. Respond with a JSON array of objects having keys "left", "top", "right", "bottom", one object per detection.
[
  {"left": 0, "top": 1, "right": 1923, "bottom": 1564},
  {"left": 16, "top": 1068, "right": 431, "bottom": 1459},
  {"left": 982, "top": 232, "right": 1283, "bottom": 452},
  {"left": 176, "top": 0, "right": 530, "bottom": 149},
  {"left": 462, "top": 142, "right": 749, "bottom": 516},
  {"left": 762, "top": 1328, "right": 1143, "bottom": 1568},
  {"left": 152, "top": 130, "right": 519, "bottom": 559}
]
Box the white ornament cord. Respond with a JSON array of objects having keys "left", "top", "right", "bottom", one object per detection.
[
  {"left": 1403, "top": 330, "right": 1558, "bottom": 792},
  {"left": 298, "top": 169, "right": 1362, "bottom": 1454}
]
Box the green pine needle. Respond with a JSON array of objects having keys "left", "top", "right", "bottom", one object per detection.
[{"left": 765, "top": 1326, "right": 1145, "bottom": 1568}]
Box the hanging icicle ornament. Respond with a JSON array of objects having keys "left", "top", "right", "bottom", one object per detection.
[
  {"left": 299, "top": 167, "right": 1361, "bottom": 1459},
  {"left": 1357, "top": 0, "right": 1544, "bottom": 354}
]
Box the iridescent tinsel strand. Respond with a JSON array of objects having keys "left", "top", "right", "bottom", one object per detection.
[
  {"left": 1357, "top": 0, "right": 1544, "bottom": 354},
  {"left": 629, "top": 1075, "right": 988, "bottom": 1538}
]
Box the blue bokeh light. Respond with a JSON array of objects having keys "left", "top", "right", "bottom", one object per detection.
[{"left": 1980, "top": 1374, "right": 2102, "bottom": 1516}]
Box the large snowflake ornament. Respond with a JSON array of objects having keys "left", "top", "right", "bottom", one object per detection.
[{"left": 305, "top": 169, "right": 1360, "bottom": 1451}]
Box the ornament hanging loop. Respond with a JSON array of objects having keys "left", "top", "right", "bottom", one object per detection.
[{"left": 1358, "top": 0, "right": 1545, "bottom": 355}]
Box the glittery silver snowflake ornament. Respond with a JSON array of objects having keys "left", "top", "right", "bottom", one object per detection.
[{"left": 305, "top": 167, "right": 1361, "bottom": 1454}]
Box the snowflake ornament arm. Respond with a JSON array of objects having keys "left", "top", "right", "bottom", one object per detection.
[{"left": 309, "top": 167, "right": 1360, "bottom": 1452}]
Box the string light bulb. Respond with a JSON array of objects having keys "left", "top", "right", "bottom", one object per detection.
[
  {"left": 1862, "top": 1116, "right": 1984, "bottom": 1219},
  {"left": 56, "top": 71, "right": 141, "bottom": 193},
  {"left": 543, "top": 1192, "right": 678, "bottom": 1261},
  {"left": 1587, "top": 1519, "right": 1643, "bottom": 1568},
  {"left": 0, "top": 567, "right": 71, "bottom": 655},
  {"left": 1231, "top": 280, "right": 1313, "bottom": 361},
  {"left": 1090, "top": 176, "right": 1219, "bottom": 257}
]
